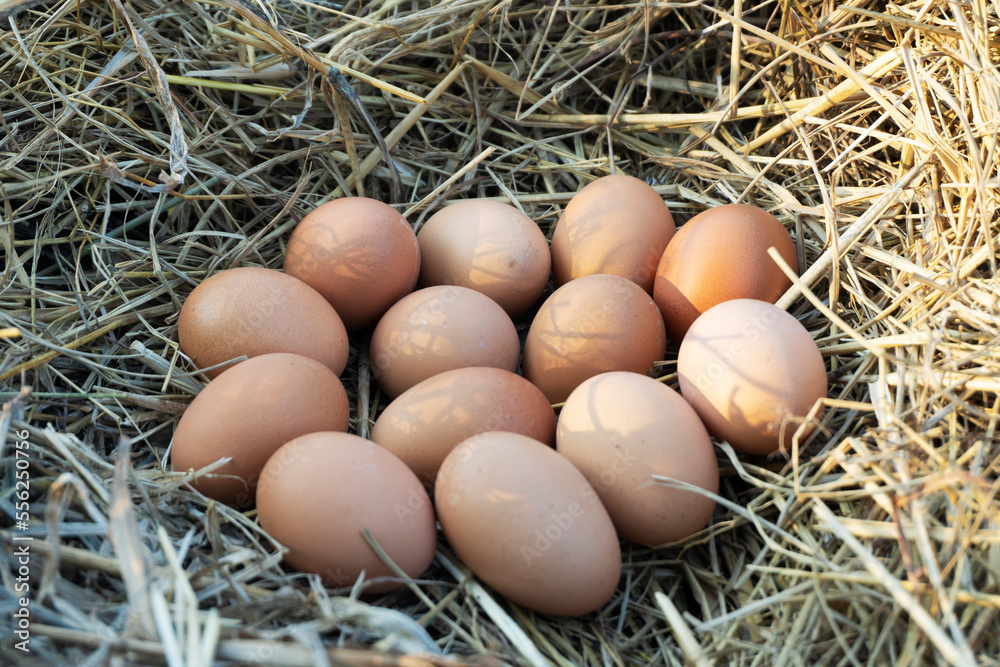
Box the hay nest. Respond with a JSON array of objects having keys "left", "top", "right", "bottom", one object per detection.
[{"left": 2, "top": 0, "right": 999, "bottom": 664}]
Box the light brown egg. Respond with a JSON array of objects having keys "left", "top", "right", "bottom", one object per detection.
[
  {"left": 369, "top": 285, "right": 520, "bottom": 399},
  {"left": 371, "top": 367, "right": 556, "bottom": 487},
  {"left": 550, "top": 174, "right": 675, "bottom": 293},
  {"left": 417, "top": 199, "right": 550, "bottom": 317},
  {"left": 523, "top": 274, "right": 666, "bottom": 404},
  {"left": 177, "top": 267, "right": 349, "bottom": 378},
  {"left": 677, "top": 299, "right": 827, "bottom": 456},
  {"left": 257, "top": 431, "right": 437, "bottom": 594},
  {"left": 284, "top": 197, "right": 420, "bottom": 330},
  {"left": 171, "top": 353, "right": 349, "bottom": 508},
  {"left": 435, "top": 432, "right": 621, "bottom": 616},
  {"left": 654, "top": 203, "right": 797, "bottom": 344},
  {"left": 557, "top": 372, "right": 718, "bottom": 545}
]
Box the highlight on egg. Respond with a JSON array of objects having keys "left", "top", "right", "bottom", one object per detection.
[
  {"left": 677, "top": 299, "right": 827, "bottom": 456},
  {"left": 557, "top": 372, "right": 718, "bottom": 546}
]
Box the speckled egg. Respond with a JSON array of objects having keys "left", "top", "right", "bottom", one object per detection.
[
  {"left": 369, "top": 285, "right": 521, "bottom": 398},
  {"left": 177, "top": 267, "right": 349, "bottom": 378},
  {"left": 436, "top": 432, "right": 621, "bottom": 616},
  {"left": 417, "top": 199, "right": 550, "bottom": 317},
  {"left": 550, "top": 174, "right": 675, "bottom": 293},
  {"left": 654, "top": 203, "right": 798, "bottom": 344},
  {"left": 371, "top": 367, "right": 557, "bottom": 487},
  {"left": 557, "top": 372, "right": 718, "bottom": 545},
  {"left": 284, "top": 197, "right": 420, "bottom": 330},
  {"left": 677, "top": 299, "right": 827, "bottom": 456},
  {"left": 171, "top": 353, "right": 349, "bottom": 508},
  {"left": 257, "top": 431, "right": 437, "bottom": 594},
  {"left": 523, "top": 274, "right": 666, "bottom": 404}
]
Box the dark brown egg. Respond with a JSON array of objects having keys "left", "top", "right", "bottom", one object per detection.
[{"left": 653, "top": 204, "right": 797, "bottom": 344}]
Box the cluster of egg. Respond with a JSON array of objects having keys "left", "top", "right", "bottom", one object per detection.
[{"left": 170, "top": 175, "right": 827, "bottom": 616}]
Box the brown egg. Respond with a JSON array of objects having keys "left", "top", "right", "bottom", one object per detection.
[
  {"left": 557, "top": 372, "right": 718, "bottom": 545},
  {"left": 257, "top": 431, "right": 437, "bottom": 594},
  {"left": 435, "top": 432, "right": 621, "bottom": 616},
  {"left": 653, "top": 203, "right": 797, "bottom": 344},
  {"left": 177, "top": 267, "right": 349, "bottom": 378},
  {"left": 677, "top": 299, "right": 827, "bottom": 456},
  {"left": 284, "top": 197, "right": 420, "bottom": 330},
  {"left": 371, "top": 367, "right": 556, "bottom": 487},
  {"left": 417, "top": 199, "right": 550, "bottom": 317},
  {"left": 370, "top": 285, "right": 520, "bottom": 399},
  {"left": 523, "top": 274, "right": 666, "bottom": 404},
  {"left": 550, "top": 174, "right": 675, "bottom": 293},
  {"left": 171, "top": 353, "right": 349, "bottom": 508}
]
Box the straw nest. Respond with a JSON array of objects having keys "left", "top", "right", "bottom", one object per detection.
[{"left": 2, "top": 0, "right": 999, "bottom": 664}]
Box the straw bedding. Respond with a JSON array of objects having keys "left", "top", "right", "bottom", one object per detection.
[{"left": 1, "top": 0, "right": 999, "bottom": 664}]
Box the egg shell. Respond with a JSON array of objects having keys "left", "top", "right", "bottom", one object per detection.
[
  {"left": 371, "top": 367, "right": 557, "bottom": 487},
  {"left": 557, "top": 372, "right": 718, "bottom": 545},
  {"left": 550, "top": 174, "right": 675, "bottom": 293},
  {"left": 677, "top": 299, "right": 827, "bottom": 455},
  {"left": 257, "top": 431, "right": 437, "bottom": 594},
  {"left": 417, "top": 199, "right": 550, "bottom": 317},
  {"left": 370, "top": 285, "right": 521, "bottom": 399},
  {"left": 523, "top": 274, "right": 666, "bottom": 404},
  {"left": 177, "top": 267, "right": 349, "bottom": 378},
  {"left": 284, "top": 197, "right": 420, "bottom": 330},
  {"left": 435, "top": 432, "right": 621, "bottom": 616},
  {"left": 653, "top": 203, "right": 798, "bottom": 344},
  {"left": 171, "top": 353, "right": 349, "bottom": 508}
]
